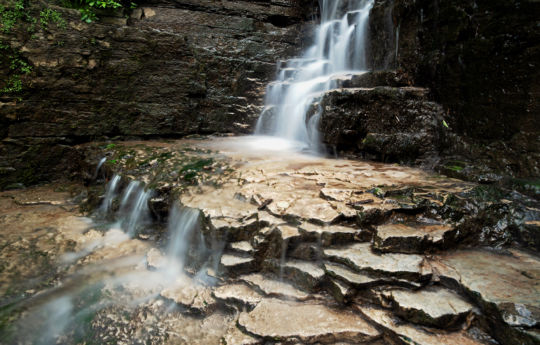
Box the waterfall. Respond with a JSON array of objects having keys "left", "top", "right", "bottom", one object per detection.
[
  {"left": 165, "top": 205, "right": 200, "bottom": 273},
  {"left": 255, "top": 0, "right": 374, "bottom": 151},
  {"left": 93, "top": 157, "right": 107, "bottom": 180},
  {"left": 117, "top": 181, "right": 152, "bottom": 237},
  {"left": 99, "top": 174, "right": 120, "bottom": 215}
]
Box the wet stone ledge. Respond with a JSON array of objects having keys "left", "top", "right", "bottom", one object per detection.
[{"left": 64, "top": 137, "right": 540, "bottom": 345}]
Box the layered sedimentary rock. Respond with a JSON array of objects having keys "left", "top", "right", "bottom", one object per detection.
[
  {"left": 0, "top": 0, "right": 315, "bottom": 188},
  {"left": 368, "top": 0, "right": 540, "bottom": 178}
]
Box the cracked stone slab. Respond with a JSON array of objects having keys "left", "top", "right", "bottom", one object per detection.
[
  {"left": 208, "top": 217, "right": 259, "bottom": 241},
  {"left": 324, "top": 243, "right": 430, "bottom": 281},
  {"left": 324, "top": 262, "right": 422, "bottom": 290},
  {"left": 223, "top": 324, "right": 260, "bottom": 345},
  {"left": 181, "top": 190, "right": 258, "bottom": 220},
  {"left": 357, "top": 306, "right": 484, "bottom": 345},
  {"left": 228, "top": 241, "right": 255, "bottom": 255},
  {"left": 327, "top": 278, "right": 355, "bottom": 304},
  {"left": 238, "top": 298, "right": 380, "bottom": 344},
  {"left": 269, "top": 259, "right": 325, "bottom": 290},
  {"left": 382, "top": 287, "right": 474, "bottom": 328},
  {"left": 212, "top": 283, "right": 262, "bottom": 308},
  {"left": 276, "top": 224, "right": 302, "bottom": 241},
  {"left": 373, "top": 223, "right": 454, "bottom": 254},
  {"left": 431, "top": 249, "right": 540, "bottom": 331},
  {"left": 298, "top": 222, "right": 361, "bottom": 246},
  {"left": 220, "top": 253, "right": 255, "bottom": 275},
  {"left": 325, "top": 262, "right": 381, "bottom": 287},
  {"left": 240, "top": 273, "right": 310, "bottom": 301},
  {"left": 281, "top": 197, "right": 341, "bottom": 224},
  {"left": 161, "top": 278, "right": 216, "bottom": 314}
]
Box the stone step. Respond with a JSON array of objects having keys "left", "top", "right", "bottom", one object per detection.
[
  {"left": 356, "top": 306, "right": 487, "bottom": 345},
  {"left": 373, "top": 223, "right": 455, "bottom": 254},
  {"left": 327, "top": 278, "right": 355, "bottom": 304},
  {"left": 430, "top": 248, "right": 540, "bottom": 345},
  {"left": 297, "top": 221, "right": 367, "bottom": 246},
  {"left": 160, "top": 277, "right": 217, "bottom": 315},
  {"left": 219, "top": 253, "right": 256, "bottom": 276},
  {"left": 227, "top": 240, "right": 255, "bottom": 255},
  {"left": 222, "top": 324, "right": 260, "bottom": 345},
  {"left": 238, "top": 298, "right": 380, "bottom": 344},
  {"left": 212, "top": 283, "right": 262, "bottom": 309},
  {"left": 208, "top": 216, "right": 259, "bottom": 242},
  {"left": 323, "top": 243, "right": 431, "bottom": 282},
  {"left": 324, "top": 262, "right": 422, "bottom": 290},
  {"left": 239, "top": 273, "right": 310, "bottom": 301},
  {"left": 380, "top": 287, "right": 475, "bottom": 329},
  {"left": 265, "top": 259, "right": 326, "bottom": 290},
  {"left": 266, "top": 71, "right": 409, "bottom": 104},
  {"left": 277, "top": 57, "right": 319, "bottom": 70}
]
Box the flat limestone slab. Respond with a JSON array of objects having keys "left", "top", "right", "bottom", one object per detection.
[
  {"left": 383, "top": 287, "right": 474, "bottom": 328},
  {"left": 357, "top": 306, "right": 484, "bottom": 345},
  {"left": 213, "top": 283, "right": 262, "bottom": 307},
  {"left": 324, "top": 262, "right": 378, "bottom": 286},
  {"left": 279, "top": 259, "right": 326, "bottom": 290},
  {"left": 239, "top": 298, "right": 380, "bottom": 343},
  {"left": 298, "top": 222, "right": 359, "bottom": 245},
  {"left": 160, "top": 277, "right": 216, "bottom": 314},
  {"left": 431, "top": 249, "right": 540, "bottom": 329},
  {"left": 240, "top": 273, "right": 309, "bottom": 301},
  {"left": 220, "top": 254, "right": 255, "bottom": 275},
  {"left": 221, "top": 254, "right": 254, "bottom": 267},
  {"left": 229, "top": 241, "right": 255, "bottom": 254},
  {"left": 222, "top": 324, "right": 260, "bottom": 345},
  {"left": 374, "top": 223, "right": 453, "bottom": 254},
  {"left": 324, "top": 243, "right": 429, "bottom": 280}
]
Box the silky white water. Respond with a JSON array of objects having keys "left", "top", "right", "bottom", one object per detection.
[{"left": 255, "top": 0, "right": 374, "bottom": 151}]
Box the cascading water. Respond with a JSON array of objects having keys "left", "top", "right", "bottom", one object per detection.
[
  {"left": 165, "top": 205, "right": 200, "bottom": 275},
  {"left": 93, "top": 157, "right": 107, "bottom": 180},
  {"left": 255, "top": 0, "right": 374, "bottom": 151},
  {"left": 117, "top": 181, "right": 152, "bottom": 237},
  {"left": 99, "top": 174, "right": 120, "bottom": 215}
]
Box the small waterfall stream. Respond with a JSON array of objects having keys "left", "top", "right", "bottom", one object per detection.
[{"left": 255, "top": 0, "right": 374, "bottom": 151}]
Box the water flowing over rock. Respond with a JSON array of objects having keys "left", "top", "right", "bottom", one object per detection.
[
  {"left": 256, "top": 0, "right": 375, "bottom": 151},
  {"left": 2, "top": 139, "right": 539, "bottom": 345}
]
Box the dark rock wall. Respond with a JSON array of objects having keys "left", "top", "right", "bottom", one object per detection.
[
  {"left": 0, "top": 0, "right": 316, "bottom": 188},
  {"left": 1, "top": 0, "right": 538, "bottom": 188},
  {"left": 369, "top": 0, "right": 540, "bottom": 178}
]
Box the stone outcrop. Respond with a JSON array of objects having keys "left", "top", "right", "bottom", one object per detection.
[
  {"left": 316, "top": 86, "right": 444, "bottom": 165},
  {"left": 3, "top": 139, "right": 540, "bottom": 345},
  {"left": 368, "top": 0, "right": 540, "bottom": 178},
  {"left": 0, "top": 0, "right": 314, "bottom": 189}
]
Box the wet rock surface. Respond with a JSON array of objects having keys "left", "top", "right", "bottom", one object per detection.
[
  {"left": 2, "top": 138, "right": 539, "bottom": 345},
  {"left": 382, "top": 287, "right": 475, "bottom": 328},
  {"left": 0, "top": 0, "right": 314, "bottom": 189},
  {"left": 317, "top": 86, "right": 444, "bottom": 165},
  {"left": 238, "top": 298, "right": 380, "bottom": 344}
]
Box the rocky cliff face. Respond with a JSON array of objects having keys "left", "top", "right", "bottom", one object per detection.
[
  {"left": 0, "top": 0, "right": 315, "bottom": 188},
  {"left": 1, "top": 0, "right": 539, "bottom": 189},
  {"left": 367, "top": 0, "right": 540, "bottom": 179}
]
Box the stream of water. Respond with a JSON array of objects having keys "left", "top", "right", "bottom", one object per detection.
[{"left": 255, "top": 0, "right": 374, "bottom": 151}]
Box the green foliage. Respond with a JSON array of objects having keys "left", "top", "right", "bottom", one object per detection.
[
  {"left": 61, "top": 0, "right": 137, "bottom": 22},
  {"left": 0, "top": 44, "right": 32, "bottom": 95},
  {"left": 0, "top": 0, "right": 28, "bottom": 33},
  {"left": 180, "top": 158, "right": 214, "bottom": 181},
  {"left": 0, "top": 1, "right": 68, "bottom": 96},
  {"left": 39, "top": 8, "right": 66, "bottom": 30}
]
